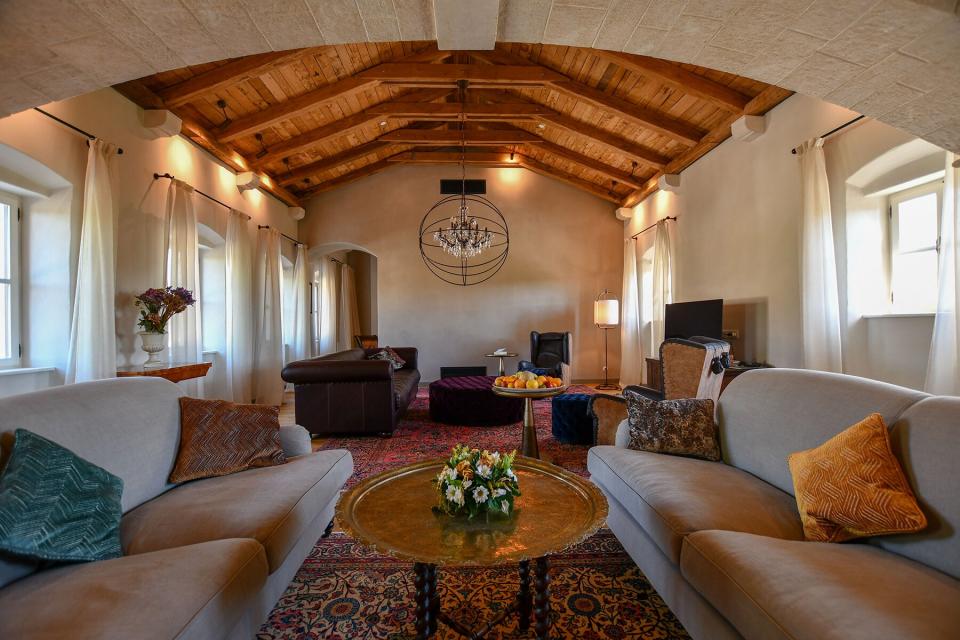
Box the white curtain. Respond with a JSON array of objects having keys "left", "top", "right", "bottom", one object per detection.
[
  {"left": 252, "top": 227, "right": 284, "bottom": 405},
  {"left": 797, "top": 138, "right": 843, "bottom": 372},
  {"left": 289, "top": 243, "right": 311, "bottom": 361},
  {"left": 164, "top": 179, "right": 203, "bottom": 395},
  {"left": 317, "top": 259, "right": 338, "bottom": 355},
  {"left": 338, "top": 264, "right": 361, "bottom": 351},
  {"left": 66, "top": 140, "right": 118, "bottom": 383},
  {"left": 925, "top": 153, "right": 960, "bottom": 394},
  {"left": 224, "top": 210, "right": 253, "bottom": 403},
  {"left": 619, "top": 237, "right": 644, "bottom": 386},
  {"left": 651, "top": 219, "right": 673, "bottom": 354}
]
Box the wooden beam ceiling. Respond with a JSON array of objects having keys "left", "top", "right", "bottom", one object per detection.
[{"left": 116, "top": 42, "right": 789, "bottom": 205}]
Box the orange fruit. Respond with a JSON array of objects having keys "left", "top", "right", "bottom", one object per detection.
[{"left": 513, "top": 380, "right": 525, "bottom": 389}]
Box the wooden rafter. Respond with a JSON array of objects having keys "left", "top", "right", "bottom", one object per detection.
[
  {"left": 380, "top": 129, "right": 543, "bottom": 145},
  {"left": 357, "top": 63, "right": 567, "bottom": 85},
  {"left": 298, "top": 157, "right": 398, "bottom": 198},
  {"left": 278, "top": 140, "right": 392, "bottom": 185},
  {"left": 368, "top": 101, "right": 555, "bottom": 121},
  {"left": 529, "top": 140, "right": 646, "bottom": 189},
  {"left": 388, "top": 149, "right": 519, "bottom": 166},
  {"left": 517, "top": 156, "right": 621, "bottom": 204},
  {"left": 592, "top": 51, "right": 751, "bottom": 112},
  {"left": 253, "top": 88, "right": 451, "bottom": 167},
  {"left": 159, "top": 50, "right": 306, "bottom": 108},
  {"left": 470, "top": 49, "right": 704, "bottom": 145},
  {"left": 620, "top": 85, "right": 793, "bottom": 207}
]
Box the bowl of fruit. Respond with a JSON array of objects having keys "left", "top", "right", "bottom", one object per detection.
[{"left": 492, "top": 370, "right": 566, "bottom": 396}]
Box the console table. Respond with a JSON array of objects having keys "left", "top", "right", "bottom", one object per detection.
[{"left": 117, "top": 362, "right": 212, "bottom": 383}]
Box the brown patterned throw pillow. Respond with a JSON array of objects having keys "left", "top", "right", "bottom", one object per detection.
[
  {"left": 622, "top": 389, "right": 721, "bottom": 461},
  {"left": 368, "top": 346, "right": 406, "bottom": 370},
  {"left": 788, "top": 414, "right": 927, "bottom": 543},
  {"left": 169, "top": 397, "right": 286, "bottom": 483}
]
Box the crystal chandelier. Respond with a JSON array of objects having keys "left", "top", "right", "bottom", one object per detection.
[{"left": 433, "top": 200, "right": 493, "bottom": 258}]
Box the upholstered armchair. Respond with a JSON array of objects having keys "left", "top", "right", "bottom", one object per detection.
[{"left": 518, "top": 331, "right": 571, "bottom": 380}]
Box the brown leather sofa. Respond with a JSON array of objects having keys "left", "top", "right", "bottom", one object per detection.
[{"left": 281, "top": 347, "right": 420, "bottom": 436}]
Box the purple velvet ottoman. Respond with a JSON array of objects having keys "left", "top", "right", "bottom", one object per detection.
[{"left": 429, "top": 375, "right": 524, "bottom": 426}]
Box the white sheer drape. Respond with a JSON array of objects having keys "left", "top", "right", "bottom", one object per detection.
[
  {"left": 164, "top": 179, "right": 203, "bottom": 395},
  {"left": 619, "top": 237, "right": 644, "bottom": 386},
  {"left": 338, "top": 264, "right": 361, "bottom": 351},
  {"left": 252, "top": 227, "right": 284, "bottom": 405},
  {"left": 797, "top": 138, "right": 843, "bottom": 372},
  {"left": 651, "top": 220, "right": 673, "bottom": 353},
  {"left": 289, "top": 243, "right": 311, "bottom": 361},
  {"left": 66, "top": 140, "right": 118, "bottom": 383},
  {"left": 925, "top": 154, "right": 960, "bottom": 394},
  {"left": 224, "top": 210, "right": 253, "bottom": 402},
  {"left": 317, "top": 259, "right": 338, "bottom": 355}
]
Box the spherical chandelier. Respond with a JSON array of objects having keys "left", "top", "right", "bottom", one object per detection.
[{"left": 418, "top": 82, "right": 509, "bottom": 286}]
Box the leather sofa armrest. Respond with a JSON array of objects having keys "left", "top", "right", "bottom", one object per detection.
[
  {"left": 391, "top": 347, "right": 418, "bottom": 371},
  {"left": 279, "top": 425, "right": 312, "bottom": 457},
  {"left": 281, "top": 358, "right": 393, "bottom": 384}
]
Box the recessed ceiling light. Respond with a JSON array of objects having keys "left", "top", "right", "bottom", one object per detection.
[
  {"left": 537, "top": 123, "right": 546, "bottom": 129},
  {"left": 379, "top": 120, "right": 388, "bottom": 127}
]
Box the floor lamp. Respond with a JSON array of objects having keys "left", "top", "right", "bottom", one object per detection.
[{"left": 595, "top": 289, "right": 620, "bottom": 390}]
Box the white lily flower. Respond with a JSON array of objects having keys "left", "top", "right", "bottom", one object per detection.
[
  {"left": 494, "top": 488, "right": 507, "bottom": 498},
  {"left": 446, "top": 485, "right": 464, "bottom": 506},
  {"left": 501, "top": 501, "right": 510, "bottom": 514},
  {"left": 476, "top": 463, "right": 492, "bottom": 479}
]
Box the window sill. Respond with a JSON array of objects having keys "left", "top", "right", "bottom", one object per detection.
[
  {"left": 0, "top": 366, "right": 56, "bottom": 377},
  {"left": 862, "top": 312, "right": 935, "bottom": 319}
]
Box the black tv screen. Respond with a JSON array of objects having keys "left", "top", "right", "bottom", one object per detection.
[{"left": 664, "top": 299, "right": 723, "bottom": 340}]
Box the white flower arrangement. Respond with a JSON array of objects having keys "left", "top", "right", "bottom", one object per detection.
[{"left": 435, "top": 445, "right": 521, "bottom": 519}]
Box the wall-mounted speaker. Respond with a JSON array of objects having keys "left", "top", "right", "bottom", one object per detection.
[{"left": 440, "top": 179, "right": 486, "bottom": 195}]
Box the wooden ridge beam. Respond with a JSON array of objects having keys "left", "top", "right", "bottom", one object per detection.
[
  {"left": 389, "top": 149, "right": 519, "bottom": 166},
  {"left": 278, "top": 140, "right": 392, "bottom": 185},
  {"left": 517, "top": 156, "right": 621, "bottom": 203},
  {"left": 593, "top": 51, "right": 751, "bottom": 112},
  {"left": 298, "top": 157, "right": 398, "bottom": 198},
  {"left": 368, "top": 101, "right": 555, "bottom": 120},
  {"left": 358, "top": 63, "right": 567, "bottom": 85},
  {"left": 159, "top": 50, "right": 306, "bottom": 108},
  {"left": 470, "top": 49, "right": 703, "bottom": 145},
  {"left": 620, "top": 85, "right": 792, "bottom": 207},
  {"left": 253, "top": 88, "right": 450, "bottom": 167},
  {"left": 380, "top": 129, "right": 543, "bottom": 145},
  {"left": 216, "top": 47, "right": 448, "bottom": 142}
]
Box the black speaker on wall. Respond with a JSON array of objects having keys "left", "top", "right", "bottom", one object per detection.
[{"left": 440, "top": 179, "right": 486, "bottom": 195}]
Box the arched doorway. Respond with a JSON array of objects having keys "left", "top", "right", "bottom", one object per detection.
[{"left": 309, "top": 242, "right": 378, "bottom": 354}]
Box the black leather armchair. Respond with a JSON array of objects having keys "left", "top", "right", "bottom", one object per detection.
[{"left": 518, "top": 331, "right": 571, "bottom": 379}]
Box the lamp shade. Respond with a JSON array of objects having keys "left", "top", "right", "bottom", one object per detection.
[{"left": 594, "top": 299, "right": 619, "bottom": 327}]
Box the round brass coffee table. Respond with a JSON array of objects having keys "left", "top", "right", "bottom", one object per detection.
[
  {"left": 336, "top": 457, "right": 607, "bottom": 639},
  {"left": 491, "top": 385, "right": 567, "bottom": 459}
]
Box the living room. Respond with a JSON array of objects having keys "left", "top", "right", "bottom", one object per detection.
[{"left": 0, "top": 1, "right": 958, "bottom": 639}]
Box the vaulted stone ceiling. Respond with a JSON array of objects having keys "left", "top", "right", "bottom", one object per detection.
[{"left": 1, "top": 0, "right": 958, "bottom": 154}]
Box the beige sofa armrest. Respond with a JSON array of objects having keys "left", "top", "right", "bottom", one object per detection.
[
  {"left": 280, "top": 425, "right": 312, "bottom": 457},
  {"left": 614, "top": 418, "right": 630, "bottom": 448}
]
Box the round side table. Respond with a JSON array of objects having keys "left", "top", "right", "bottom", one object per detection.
[
  {"left": 491, "top": 385, "right": 566, "bottom": 459},
  {"left": 484, "top": 352, "right": 518, "bottom": 376}
]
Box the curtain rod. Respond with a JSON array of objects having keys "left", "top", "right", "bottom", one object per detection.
[
  {"left": 153, "top": 172, "right": 251, "bottom": 220},
  {"left": 330, "top": 257, "right": 344, "bottom": 265},
  {"left": 257, "top": 224, "right": 304, "bottom": 247},
  {"left": 631, "top": 215, "right": 677, "bottom": 239},
  {"left": 34, "top": 107, "right": 124, "bottom": 154},
  {"left": 791, "top": 115, "right": 865, "bottom": 154}
]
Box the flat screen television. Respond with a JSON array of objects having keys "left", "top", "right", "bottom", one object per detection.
[{"left": 664, "top": 299, "right": 723, "bottom": 340}]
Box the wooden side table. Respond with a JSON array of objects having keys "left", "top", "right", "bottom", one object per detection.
[
  {"left": 117, "top": 362, "right": 212, "bottom": 383},
  {"left": 485, "top": 352, "right": 518, "bottom": 376}
]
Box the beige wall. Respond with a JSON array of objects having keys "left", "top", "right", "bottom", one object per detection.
[
  {"left": 301, "top": 165, "right": 621, "bottom": 382},
  {"left": 0, "top": 88, "right": 298, "bottom": 397}
]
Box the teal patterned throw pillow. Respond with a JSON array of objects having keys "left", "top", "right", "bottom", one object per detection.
[{"left": 0, "top": 429, "right": 123, "bottom": 562}]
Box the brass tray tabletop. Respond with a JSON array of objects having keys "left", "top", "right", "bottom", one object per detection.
[
  {"left": 336, "top": 457, "right": 607, "bottom": 566},
  {"left": 491, "top": 384, "right": 567, "bottom": 398}
]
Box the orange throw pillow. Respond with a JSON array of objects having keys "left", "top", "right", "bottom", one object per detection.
[
  {"left": 169, "top": 397, "right": 286, "bottom": 483},
  {"left": 788, "top": 413, "right": 926, "bottom": 543}
]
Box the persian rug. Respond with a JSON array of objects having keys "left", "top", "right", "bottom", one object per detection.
[{"left": 259, "top": 387, "right": 691, "bottom": 639}]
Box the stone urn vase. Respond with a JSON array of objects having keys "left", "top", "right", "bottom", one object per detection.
[{"left": 138, "top": 331, "right": 166, "bottom": 368}]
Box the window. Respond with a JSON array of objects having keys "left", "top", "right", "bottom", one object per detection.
[
  {"left": 889, "top": 180, "right": 941, "bottom": 313},
  {"left": 0, "top": 190, "right": 20, "bottom": 367}
]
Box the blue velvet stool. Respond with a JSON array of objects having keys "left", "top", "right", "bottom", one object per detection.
[{"left": 551, "top": 393, "right": 594, "bottom": 445}]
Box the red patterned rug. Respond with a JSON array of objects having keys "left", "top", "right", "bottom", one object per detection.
[{"left": 258, "top": 387, "right": 690, "bottom": 639}]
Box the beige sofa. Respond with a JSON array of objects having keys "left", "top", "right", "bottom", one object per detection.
[
  {"left": 0, "top": 377, "right": 354, "bottom": 640},
  {"left": 588, "top": 369, "right": 960, "bottom": 640}
]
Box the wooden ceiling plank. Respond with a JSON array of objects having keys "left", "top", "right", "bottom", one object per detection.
[
  {"left": 389, "top": 150, "right": 518, "bottom": 166},
  {"left": 594, "top": 51, "right": 751, "bottom": 112},
  {"left": 518, "top": 156, "right": 621, "bottom": 203},
  {"left": 357, "top": 63, "right": 567, "bottom": 85},
  {"left": 298, "top": 157, "right": 398, "bottom": 198},
  {"left": 530, "top": 139, "right": 645, "bottom": 189},
  {"left": 537, "top": 112, "right": 667, "bottom": 169},
  {"left": 159, "top": 50, "right": 307, "bottom": 108},
  {"left": 279, "top": 140, "right": 392, "bottom": 185},
  {"left": 368, "top": 101, "right": 555, "bottom": 120},
  {"left": 379, "top": 129, "right": 544, "bottom": 145}
]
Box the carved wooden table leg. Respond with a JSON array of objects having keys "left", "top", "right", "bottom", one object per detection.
[
  {"left": 534, "top": 556, "right": 551, "bottom": 639},
  {"left": 414, "top": 562, "right": 438, "bottom": 638},
  {"left": 518, "top": 559, "right": 532, "bottom": 631}
]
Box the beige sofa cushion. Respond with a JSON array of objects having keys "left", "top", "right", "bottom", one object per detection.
[
  {"left": 0, "top": 538, "right": 267, "bottom": 640},
  {"left": 588, "top": 446, "right": 804, "bottom": 564},
  {"left": 681, "top": 530, "right": 960, "bottom": 640},
  {"left": 122, "top": 450, "right": 353, "bottom": 572}
]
